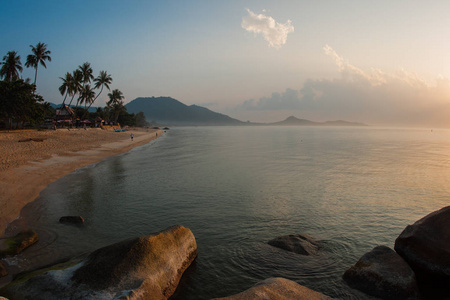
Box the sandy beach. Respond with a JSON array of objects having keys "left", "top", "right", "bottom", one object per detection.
[{"left": 0, "top": 127, "right": 163, "bottom": 236}]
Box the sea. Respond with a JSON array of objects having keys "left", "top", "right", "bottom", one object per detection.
[{"left": 5, "top": 126, "right": 450, "bottom": 299}]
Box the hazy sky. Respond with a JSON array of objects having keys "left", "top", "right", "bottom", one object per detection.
[{"left": 2, "top": 1, "right": 450, "bottom": 127}]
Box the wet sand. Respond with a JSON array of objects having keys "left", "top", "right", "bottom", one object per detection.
[{"left": 0, "top": 127, "right": 163, "bottom": 236}]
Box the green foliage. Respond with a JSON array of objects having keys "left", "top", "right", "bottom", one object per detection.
[
  {"left": 0, "top": 80, "right": 46, "bottom": 128},
  {"left": 117, "top": 110, "right": 136, "bottom": 126},
  {"left": 135, "top": 111, "right": 148, "bottom": 127}
]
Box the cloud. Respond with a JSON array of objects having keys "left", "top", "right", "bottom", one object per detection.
[
  {"left": 241, "top": 9, "right": 294, "bottom": 49},
  {"left": 232, "top": 45, "right": 450, "bottom": 127}
]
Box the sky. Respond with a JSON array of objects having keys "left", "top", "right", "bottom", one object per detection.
[{"left": 2, "top": 0, "right": 450, "bottom": 127}]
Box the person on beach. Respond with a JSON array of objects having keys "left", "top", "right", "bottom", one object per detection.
[{"left": 130, "top": 133, "right": 134, "bottom": 141}]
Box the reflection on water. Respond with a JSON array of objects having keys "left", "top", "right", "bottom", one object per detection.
[{"left": 5, "top": 126, "right": 450, "bottom": 299}]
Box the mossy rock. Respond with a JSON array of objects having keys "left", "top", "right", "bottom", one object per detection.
[
  {"left": 0, "top": 256, "right": 83, "bottom": 299},
  {"left": 0, "top": 230, "right": 39, "bottom": 257}
]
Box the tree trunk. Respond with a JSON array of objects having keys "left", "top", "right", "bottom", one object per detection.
[
  {"left": 34, "top": 66, "right": 38, "bottom": 86},
  {"left": 82, "top": 86, "right": 103, "bottom": 120},
  {"left": 61, "top": 93, "right": 68, "bottom": 108}
]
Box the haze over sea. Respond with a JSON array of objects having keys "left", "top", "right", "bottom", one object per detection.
[{"left": 9, "top": 126, "right": 450, "bottom": 299}]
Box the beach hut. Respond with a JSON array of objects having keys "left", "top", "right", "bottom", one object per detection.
[
  {"left": 55, "top": 105, "right": 75, "bottom": 118},
  {"left": 55, "top": 105, "right": 75, "bottom": 128}
]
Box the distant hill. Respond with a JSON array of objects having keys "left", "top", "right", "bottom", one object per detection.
[
  {"left": 269, "top": 116, "right": 366, "bottom": 126},
  {"left": 269, "top": 116, "right": 319, "bottom": 126},
  {"left": 49, "top": 103, "right": 97, "bottom": 112},
  {"left": 125, "top": 97, "right": 245, "bottom": 126}
]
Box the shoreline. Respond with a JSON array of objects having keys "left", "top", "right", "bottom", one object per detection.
[{"left": 0, "top": 128, "right": 164, "bottom": 237}]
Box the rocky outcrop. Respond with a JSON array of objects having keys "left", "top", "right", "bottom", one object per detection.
[
  {"left": 0, "top": 225, "right": 197, "bottom": 299},
  {"left": 0, "top": 229, "right": 38, "bottom": 257},
  {"left": 395, "top": 206, "right": 450, "bottom": 290},
  {"left": 268, "top": 234, "right": 319, "bottom": 255},
  {"left": 212, "top": 277, "right": 333, "bottom": 299},
  {"left": 59, "top": 216, "right": 84, "bottom": 225},
  {"left": 343, "top": 246, "right": 419, "bottom": 299},
  {"left": 0, "top": 261, "right": 7, "bottom": 278}
]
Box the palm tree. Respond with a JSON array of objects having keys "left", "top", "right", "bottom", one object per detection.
[
  {"left": 93, "top": 71, "right": 112, "bottom": 101},
  {"left": 107, "top": 89, "right": 124, "bottom": 106},
  {"left": 59, "top": 72, "right": 73, "bottom": 107},
  {"left": 78, "top": 62, "right": 93, "bottom": 85},
  {"left": 107, "top": 89, "right": 125, "bottom": 123},
  {"left": 79, "top": 84, "right": 95, "bottom": 112},
  {"left": 0, "top": 51, "right": 23, "bottom": 81},
  {"left": 82, "top": 70, "right": 112, "bottom": 118},
  {"left": 25, "top": 42, "right": 51, "bottom": 86},
  {"left": 68, "top": 69, "right": 83, "bottom": 107}
]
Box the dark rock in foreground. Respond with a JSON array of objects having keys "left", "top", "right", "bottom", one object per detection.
[
  {"left": 0, "top": 261, "right": 7, "bottom": 278},
  {"left": 59, "top": 216, "right": 84, "bottom": 225},
  {"left": 395, "top": 206, "right": 450, "bottom": 292},
  {"left": 0, "top": 225, "right": 197, "bottom": 300},
  {"left": 212, "top": 277, "right": 333, "bottom": 299},
  {"left": 0, "top": 229, "right": 38, "bottom": 257},
  {"left": 268, "top": 234, "right": 319, "bottom": 255},
  {"left": 343, "top": 245, "right": 419, "bottom": 299}
]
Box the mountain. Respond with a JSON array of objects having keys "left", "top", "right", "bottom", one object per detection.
[
  {"left": 269, "top": 116, "right": 366, "bottom": 126},
  {"left": 125, "top": 97, "right": 245, "bottom": 126}
]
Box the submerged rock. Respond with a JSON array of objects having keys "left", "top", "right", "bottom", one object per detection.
[
  {"left": 268, "top": 234, "right": 319, "bottom": 255},
  {"left": 0, "top": 229, "right": 38, "bottom": 257},
  {"left": 0, "top": 225, "right": 197, "bottom": 299},
  {"left": 343, "top": 245, "right": 419, "bottom": 299},
  {"left": 59, "top": 216, "right": 84, "bottom": 225},
  {"left": 212, "top": 277, "right": 333, "bottom": 299},
  {"left": 395, "top": 206, "right": 450, "bottom": 292}
]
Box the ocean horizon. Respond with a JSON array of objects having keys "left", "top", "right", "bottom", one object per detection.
[{"left": 7, "top": 126, "right": 450, "bottom": 299}]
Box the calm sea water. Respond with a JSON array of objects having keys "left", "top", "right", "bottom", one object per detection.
[{"left": 6, "top": 126, "right": 450, "bottom": 299}]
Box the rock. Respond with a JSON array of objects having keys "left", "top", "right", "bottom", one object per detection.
[
  {"left": 0, "top": 229, "right": 39, "bottom": 257},
  {"left": 0, "top": 261, "right": 7, "bottom": 278},
  {"left": 343, "top": 245, "right": 419, "bottom": 299},
  {"left": 268, "top": 234, "right": 319, "bottom": 255},
  {"left": 0, "top": 225, "right": 197, "bottom": 300},
  {"left": 395, "top": 206, "right": 450, "bottom": 291},
  {"left": 59, "top": 216, "right": 84, "bottom": 225},
  {"left": 212, "top": 277, "right": 333, "bottom": 299}
]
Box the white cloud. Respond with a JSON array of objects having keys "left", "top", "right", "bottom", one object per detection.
[
  {"left": 231, "top": 45, "right": 450, "bottom": 127},
  {"left": 323, "top": 44, "right": 430, "bottom": 88},
  {"left": 241, "top": 9, "right": 294, "bottom": 49}
]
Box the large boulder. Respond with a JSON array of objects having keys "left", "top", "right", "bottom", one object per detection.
[
  {"left": 212, "top": 277, "right": 333, "bottom": 300},
  {"left": 0, "top": 225, "right": 197, "bottom": 299},
  {"left": 343, "top": 245, "right": 419, "bottom": 299},
  {"left": 268, "top": 234, "right": 319, "bottom": 255},
  {"left": 0, "top": 229, "right": 39, "bottom": 257},
  {"left": 395, "top": 206, "right": 450, "bottom": 291}
]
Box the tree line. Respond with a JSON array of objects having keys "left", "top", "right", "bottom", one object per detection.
[{"left": 0, "top": 42, "right": 147, "bottom": 129}]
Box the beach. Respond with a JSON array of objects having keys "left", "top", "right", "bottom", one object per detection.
[{"left": 0, "top": 127, "right": 163, "bottom": 236}]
